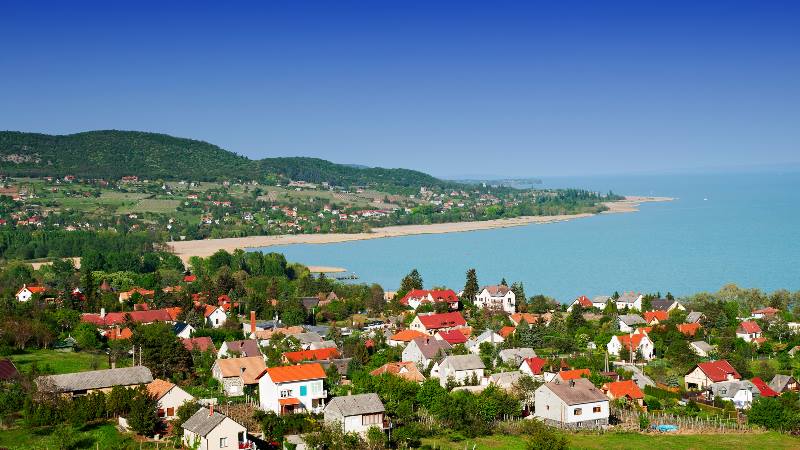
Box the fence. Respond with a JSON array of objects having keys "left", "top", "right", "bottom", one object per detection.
[{"left": 611, "top": 407, "right": 754, "bottom": 433}]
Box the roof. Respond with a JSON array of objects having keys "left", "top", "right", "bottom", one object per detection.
[
  {"left": 282, "top": 348, "right": 340, "bottom": 363},
  {"left": 751, "top": 377, "right": 779, "bottom": 397},
  {"left": 510, "top": 313, "right": 538, "bottom": 325},
  {"left": 81, "top": 309, "right": 174, "bottom": 327},
  {"left": 279, "top": 397, "right": 301, "bottom": 406},
  {"left": 686, "top": 311, "right": 704, "bottom": 323},
  {"left": 753, "top": 307, "right": 780, "bottom": 315},
  {"left": 436, "top": 329, "right": 468, "bottom": 345},
  {"left": 543, "top": 378, "right": 608, "bottom": 405},
  {"left": 300, "top": 297, "right": 320, "bottom": 310},
  {"left": 617, "top": 292, "right": 641, "bottom": 304},
  {"left": 618, "top": 314, "right": 646, "bottom": 326},
  {"left": 481, "top": 285, "right": 510, "bottom": 297},
  {"left": 691, "top": 341, "right": 714, "bottom": 353},
  {"left": 38, "top": 366, "right": 153, "bottom": 392},
  {"left": 18, "top": 284, "right": 46, "bottom": 295},
  {"left": 294, "top": 332, "right": 324, "bottom": 344},
  {"left": 409, "top": 337, "right": 452, "bottom": 359},
  {"left": 768, "top": 374, "right": 797, "bottom": 393},
  {"left": 521, "top": 357, "right": 547, "bottom": 375},
  {"left": 326, "top": 393, "right": 385, "bottom": 417},
  {"left": 183, "top": 274, "right": 197, "bottom": 283},
  {"left": 737, "top": 321, "right": 762, "bottom": 334},
  {"left": 498, "top": 326, "right": 516, "bottom": 339},
  {"left": 182, "top": 407, "right": 234, "bottom": 436},
  {"left": 262, "top": 363, "right": 326, "bottom": 383},
  {"left": 0, "top": 359, "right": 19, "bottom": 380},
  {"left": 223, "top": 340, "right": 261, "bottom": 358},
  {"left": 390, "top": 329, "right": 428, "bottom": 343},
  {"left": 183, "top": 337, "right": 216, "bottom": 353},
  {"left": 573, "top": 295, "right": 593, "bottom": 308},
  {"left": 710, "top": 380, "right": 757, "bottom": 399},
  {"left": 173, "top": 322, "right": 191, "bottom": 335},
  {"left": 677, "top": 323, "right": 701, "bottom": 336},
  {"left": 416, "top": 312, "right": 467, "bottom": 330},
  {"left": 213, "top": 357, "right": 267, "bottom": 384},
  {"left": 603, "top": 379, "right": 644, "bottom": 400},
  {"left": 146, "top": 379, "right": 175, "bottom": 400},
  {"left": 499, "top": 348, "right": 537, "bottom": 362},
  {"left": 649, "top": 299, "right": 676, "bottom": 311},
  {"left": 644, "top": 311, "right": 668, "bottom": 323},
  {"left": 202, "top": 304, "right": 222, "bottom": 318},
  {"left": 488, "top": 371, "right": 523, "bottom": 389},
  {"left": 557, "top": 369, "right": 591, "bottom": 380},
  {"left": 106, "top": 327, "right": 133, "bottom": 340},
  {"left": 399, "top": 289, "right": 459, "bottom": 306},
  {"left": 439, "top": 354, "right": 485, "bottom": 371},
  {"left": 693, "top": 360, "right": 741, "bottom": 382},
  {"left": 613, "top": 334, "right": 649, "bottom": 351},
  {"left": 370, "top": 362, "right": 425, "bottom": 382}
]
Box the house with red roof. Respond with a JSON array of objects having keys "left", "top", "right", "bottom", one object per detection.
[
  {"left": 752, "top": 307, "right": 780, "bottom": 319},
  {"left": 118, "top": 288, "right": 155, "bottom": 303},
  {"left": 409, "top": 311, "right": 467, "bottom": 335},
  {"left": 16, "top": 284, "right": 46, "bottom": 302},
  {"left": 388, "top": 329, "right": 429, "bottom": 347},
  {"left": 399, "top": 289, "right": 459, "bottom": 310},
  {"left": 643, "top": 310, "right": 668, "bottom": 325},
  {"left": 554, "top": 368, "right": 591, "bottom": 382},
  {"left": 81, "top": 308, "right": 176, "bottom": 328},
  {"left": 677, "top": 323, "right": 702, "bottom": 337},
  {"left": 509, "top": 313, "right": 540, "bottom": 327},
  {"left": 281, "top": 348, "right": 340, "bottom": 364},
  {"left": 202, "top": 304, "right": 227, "bottom": 329},
  {"left": 435, "top": 329, "right": 468, "bottom": 345},
  {"left": 736, "top": 321, "right": 762, "bottom": 343},
  {"left": 182, "top": 337, "right": 217, "bottom": 353},
  {"left": 183, "top": 274, "right": 197, "bottom": 283},
  {"left": 519, "top": 357, "right": 549, "bottom": 381},
  {"left": 257, "top": 363, "right": 327, "bottom": 415},
  {"left": 607, "top": 334, "right": 655, "bottom": 361},
  {"left": 750, "top": 377, "right": 779, "bottom": 398},
  {"left": 566, "top": 295, "right": 594, "bottom": 312},
  {"left": 602, "top": 379, "right": 645, "bottom": 406},
  {"left": 685, "top": 360, "right": 741, "bottom": 390},
  {"left": 498, "top": 326, "right": 516, "bottom": 339}
]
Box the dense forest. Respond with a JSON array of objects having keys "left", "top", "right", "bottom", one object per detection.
[{"left": 0, "top": 130, "right": 458, "bottom": 191}]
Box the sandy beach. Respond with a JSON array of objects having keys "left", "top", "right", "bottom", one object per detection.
[{"left": 168, "top": 196, "right": 673, "bottom": 263}]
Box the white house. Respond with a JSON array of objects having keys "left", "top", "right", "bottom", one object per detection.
[
  {"left": 690, "top": 341, "right": 714, "bottom": 357},
  {"left": 182, "top": 407, "right": 251, "bottom": 450},
  {"left": 430, "top": 354, "right": 485, "bottom": 387},
  {"left": 173, "top": 322, "right": 195, "bottom": 339},
  {"left": 617, "top": 314, "right": 646, "bottom": 333},
  {"left": 409, "top": 312, "right": 467, "bottom": 336},
  {"left": 16, "top": 284, "right": 45, "bottom": 302},
  {"left": 710, "top": 380, "right": 757, "bottom": 409},
  {"left": 465, "top": 330, "right": 504, "bottom": 354},
  {"left": 685, "top": 360, "right": 741, "bottom": 391},
  {"left": 204, "top": 305, "right": 227, "bottom": 329},
  {"left": 498, "top": 348, "right": 537, "bottom": 366},
  {"left": 534, "top": 378, "right": 609, "bottom": 429},
  {"left": 736, "top": 321, "right": 762, "bottom": 343},
  {"left": 566, "top": 296, "right": 594, "bottom": 312},
  {"left": 257, "top": 363, "right": 327, "bottom": 415},
  {"left": 211, "top": 357, "right": 266, "bottom": 397},
  {"left": 606, "top": 334, "right": 655, "bottom": 361},
  {"left": 324, "top": 393, "right": 387, "bottom": 435},
  {"left": 147, "top": 379, "right": 194, "bottom": 419},
  {"left": 402, "top": 337, "right": 451, "bottom": 367},
  {"left": 475, "top": 285, "right": 516, "bottom": 314},
  {"left": 615, "top": 292, "right": 643, "bottom": 311}
]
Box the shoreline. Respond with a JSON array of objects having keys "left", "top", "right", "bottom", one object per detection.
[{"left": 168, "top": 196, "right": 673, "bottom": 263}]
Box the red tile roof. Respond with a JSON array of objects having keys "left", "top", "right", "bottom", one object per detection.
[
  {"left": 279, "top": 397, "right": 301, "bottom": 406},
  {"left": 498, "top": 326, "right": 516, "bottom": 339},
  {"left": 400, "top": 289, "right": 459, "bottom": 306},
  {"left": 106, "top": 327, "right": 133, "bottom": 340},
  {"left": 510, "top": 313, "right": 538, "bottom": 326},
  {"left": 436, "top": 329, "right": 468, "bottom": 344},
  {"left": 183, "top": 274, "right": 197, "bottom": 283},
  {"left": 752, "top": 307, "right": 779, "bottom": 315},
  {"left": 416, "top": 312, "right": 466, "bottom": 330},
  {"left": 677, "top": 323, "right": 701, "bottom": 336},
  {"left": 390, "top": 329, "right": 428, "bottom": 343},
  {"left": 574, "top": 295, "right": 593, "bottom": 308},
  {"left": 81, "top": 309, "right": 174, "bottom": 327},
  {"left": 603, "top": 379, "right": 644, "bottom": 400},
  {"left": 738, "top": 321, "right": 762, "bottom": 334},
  {"left": 695, "top": 360, "right": 741, "bottom": 382},
  {"left": 182, "top": 337, "right": 216, "bottom": 353},
  {"left": 558, "top": 368, "right": 591, "bottom": 380},
  {"left": 751, "top": 377, "right": 779, "bottom": 397},
  {"left": 282, "top": 348, "right": 340, "bottom": 363},
  {"left": 521, "top": 357, "right": 547, "bottom": 375},
  {"left": 614, "top": 334, "right": 648, "bottom": 351},
  {"left": 261, "top": 363, "right": 326, "bottom": 383},
  {"left": 644, "top": 311, "right": 668, "bottom": 323}
]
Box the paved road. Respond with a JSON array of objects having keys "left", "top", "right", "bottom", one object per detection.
[{"left": 612, "top": 361, "right": 656, "bottom": 389}]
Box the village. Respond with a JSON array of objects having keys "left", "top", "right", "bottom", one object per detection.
[{"left": 2, "top": 254, "right": 800, "bottom": 449}]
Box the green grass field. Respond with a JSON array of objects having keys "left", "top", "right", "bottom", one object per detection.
[
  {"left": 8, "top": 349, "right": 117, "bottom": 375},
  {"left": 118, "top": 198, "right": 181, "bottom": 214},
  {"left": 0, "top": 422, "right": 162, "bottom": 450},
  {"left": 422, "top": 431, "right": 800, "bottom": 450}
]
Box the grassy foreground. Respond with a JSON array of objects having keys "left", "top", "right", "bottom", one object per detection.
[
  {"left": 422, "top": 431, "right": 800, "bottom": 450},
  {"left": 0, "top": 422, "right": 163, "bottom": 450},
  {"left": 7, "top": 349, "right": 117, "bottom": 375}
]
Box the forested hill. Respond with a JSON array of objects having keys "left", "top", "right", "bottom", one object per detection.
[{"left": 0, "top": 130, "right": 455, "bottom": 190}]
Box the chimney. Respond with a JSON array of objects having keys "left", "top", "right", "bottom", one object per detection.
[
  {"left": 250, "top": 311, "right": 256, "bottom": 334},
  {"left": 209, "top": 404, "right": 214, "bottom": 416},
  {"left": 100, "top": 308, "right": 106, "bottom": 318}
]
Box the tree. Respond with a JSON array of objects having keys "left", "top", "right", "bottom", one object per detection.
[
  {"left": 131, "top": 323, "right": 193, "bottom": 378},
  {"left": 127, "top": 387, "right": 159, "bottom": 436},
  {"left": 397, "top": 269, "right": 423, "bottom": 298},
  {"left": 462, "top": 268, "right": 479, "bottom": 303},
  {"left": 73, "top": 322, "right": 101, "bottom": 350}
]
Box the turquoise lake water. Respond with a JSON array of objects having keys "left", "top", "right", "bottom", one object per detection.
[{"left": 253, "top": 171, "right": 800, "bottom": 301}]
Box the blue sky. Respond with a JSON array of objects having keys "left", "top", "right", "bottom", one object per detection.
[{"left": 1, "top": 1, "right": 798, "bottom": 177}]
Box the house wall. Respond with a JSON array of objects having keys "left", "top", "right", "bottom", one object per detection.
[
  {"left": 534, "top": 385, "right": 609, "bottom": 427},
  {"left": 204, "top": 417, "right": 246, "bottom": 450},
  {"left": 401, "top": 341, "right": 429, "bottom": 366},
  {"left": 475, "top": 290, "right": 516, "bottom": 314},
  {"left": 176, "top": 325, "right": 194, "bottom": 339},
  {"left": 207, "top": 309, "right": 227, "bottom": 329},
  {"left": 159, "top": 386, "right": 194, "bottom": 419},
  {"left": 685, "top": 367, "right": 712, "bottom": 390},
  {"left": 437, "top": 367, "right": 484, "bottom": 387},
  {"left": 258, "top": 375, "right": 325, "bottom": 414},
  {"left": 182, "top": 430, "right": 205, "bottom": 450},
  {"left": 690, "top": 344, "right": 709, "bottom": 357}
]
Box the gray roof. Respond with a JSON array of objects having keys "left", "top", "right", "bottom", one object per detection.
[
  {"left": 223, "top": 339, "right": 261, "bottom": 357},
  {"left": 182, "top": 407, "right": 237, "bottom": 436},
  {"left": 439, "top": 354, "right": 485, "bottom": 371},
  {"left": 325, "top": 393, "right": 385, "bottom": 417},
  {"left": 710, "top": 380, "right": 757, "bottom": 399},
  {"left": 411, "top": 337, "right": 452, "bottom": 359},
  {"left": 593, "top": 295, "right": 611, "bottom": 303},
  {"left": 37, "top": 366, "right": 153, "bottom": 392},
  {"left": 488, "top": 371, "right": 523, "bottom": 388},
  {"left": 309, "top": 340, "right": 337, "bottom": 350},
  {"left": 691, "top": 341, "right": 714, "bottom": 353},
  {"left": 303, "top": 325, "right": 330, "bottom": 336},
  {"left": 618, "top": 314, "right": 646, "bottom": 326},
  {"left": 541, "top": 378, "right": 608, "bottom": 405},
  {"left": 300, "top": 297, "right": 320, "bottom": 310},
  {"left": 617, "top": 292, "right": 641, "bottom": 304},
  {"left": 294, "top": 332, "right": 323, "bottom": 344},
  {"left": 498, "top": 348, "right": 537, "bottom": 363},
  {"left": 769, "top": 374, "right": 797, "bottom": 393},
  {"left": 686, "top": 312, "right": 704, "bottom": 323},
  {"left": 649, "top": 299, "right": 675, "bottom": 311}
]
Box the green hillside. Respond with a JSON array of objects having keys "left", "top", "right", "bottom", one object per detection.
[{"left": 0, "top": 130, "right": 456, "bottom": 191}]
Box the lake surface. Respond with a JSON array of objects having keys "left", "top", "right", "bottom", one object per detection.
[{"left": 253, "top": 171, "right": 800, "bottom": 301}]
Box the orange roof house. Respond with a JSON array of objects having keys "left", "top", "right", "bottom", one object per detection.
[
  {"left": 259, "top": 363, "right": 326, "bottom": 384},
  {"left": 602, "top": 379, "right": 644, "bottom": 404},
  {"left": 281, "top": 348, "right": 340, "bottom": 364},
  {"left": 644, "top": 310, "right": 668, "bottom": 324},
  {"left": 370, "top": 362, "right": 425, "bottom": 382},
  {"left": 677, "top": 323, "right": 702, "bottom": 337},
  {"left": 509, "top": 313, "right": 538, "bottom": 326},
  {"left": 389, "top": 329, "right": 428, "bottom": 344},
  {"left": 555, "top": 368, "right": 591, "bottom": 381}
]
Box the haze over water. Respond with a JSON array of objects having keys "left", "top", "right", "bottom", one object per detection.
[{"left": 255, "top": 171, "right": 800, "bottom": 301}]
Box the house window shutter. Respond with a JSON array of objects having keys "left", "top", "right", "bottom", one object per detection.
[{"left": 300, "top": 385, "right": 307, "bottom": 396}]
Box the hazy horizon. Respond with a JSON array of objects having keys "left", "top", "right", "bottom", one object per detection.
[{"left": 2, "top": 1, "right": 798, "bottom": 177}]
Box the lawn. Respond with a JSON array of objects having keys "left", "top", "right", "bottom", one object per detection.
[
  {"left": 422, "top": 431, "right": 800, "bottom": 450},
  {"left": 8, "top": 349, "right": 118, "bottom": 375},
  {"left": 0, "top": 422, "right": 162, "bottom": 449},
  {"left": 118, "top": 198, "right": 181, "bottom": 214}
]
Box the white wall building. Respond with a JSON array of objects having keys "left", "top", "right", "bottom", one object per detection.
[
  {"left": 475, "top": 285, "right": 516, "bottom": 314},
  {"left": 257, "top": 363, "right": 327, "bottom": 415},
  {"left": 430, "top": 354, "right": 485, "bottom": 387},
  {"left": 182, "top": 407, "right": 250, "bottom": 450},
  {"left": 324, "top": 393, "right": 387, "bottom": 435},
  {"left": 534, "top": 378, "right": 609, "bottom": 429}
]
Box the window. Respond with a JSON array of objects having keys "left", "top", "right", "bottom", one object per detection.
[
  {"left": 311, "top": 381, "right": 323, "bottom": 394},
  {"left": 280, "top": 389, "right": 293, "bottom": 398},
  {"left": 299, "top": 385, "right": 307, "bottom": 396},
  {"left": 593, "top": 406, "right": 601, "bottom": 413},
  {"left": 574, "top": 408, "right": 582, "bottom": 415},
  {"left": 166, "top": 407, "right": 175, "bottom": 416},
  {"left": 219, "top": 437, "right": 228, "bottom": 447},
  {"left": 362, "top": 413, "right": 382, "bottom": 426}
]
